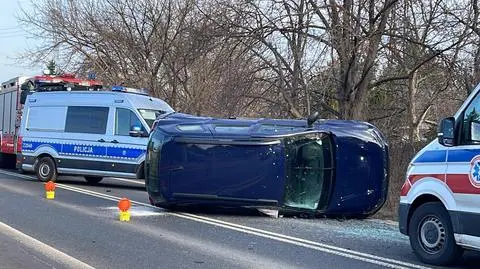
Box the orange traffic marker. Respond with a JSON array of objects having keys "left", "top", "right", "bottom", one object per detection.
[
  {"left": 118, "top": 198, "right": 131, "bottom": 221},
  {"left": 45, "top": 181, "right": 56, "bottom": 200}
]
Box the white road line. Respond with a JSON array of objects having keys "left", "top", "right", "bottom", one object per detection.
[
  {"left": 178, "top": 213, "right": 430, "bottom": 269},
  {"left": 0, "top": 221, "right": 95, "bottom": 269},
  {"left": 101, "top": 206, "right": 166, "bottom": 217},
  {"left": 174, "top": 213, "right": 412, "bottom": 268},
  {"left": 0, "top": 170, "right": 431, "bottom": 269}
]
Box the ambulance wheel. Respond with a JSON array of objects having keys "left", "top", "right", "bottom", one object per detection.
[
  {"left": 408, "top": 202, "right": 463, "bottom": 265},
  {"left": 84, "top": 176, "right": 103, "bottom": 184},
  {"left": 35, "top": 157, "right": 57, "bottom": 182}
]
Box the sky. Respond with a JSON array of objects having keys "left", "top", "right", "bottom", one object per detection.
[{"left": 0, "top": 0, "right": 41, "bottom": 82}]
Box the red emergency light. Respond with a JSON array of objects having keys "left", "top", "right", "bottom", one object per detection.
[{"left": 33, "top": 74, "right": 103, "bottom": 87}]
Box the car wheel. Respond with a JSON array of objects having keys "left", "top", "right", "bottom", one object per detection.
[
  {"left": 35, "top": 157, "right": 57, "bottom": 182},
  {"left": 408, "top": 202, "right": 463, "bottom": 265},
  {"left": 84, "top": 176, "right": 103, "bottom": 184}
]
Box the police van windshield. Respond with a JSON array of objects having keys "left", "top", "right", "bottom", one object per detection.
[{"left": 139, "top": 109, "right": 166, "bottom": 127}]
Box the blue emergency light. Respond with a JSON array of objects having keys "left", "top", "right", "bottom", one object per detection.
[{"left": 111, "top": 85, "right": 125, "bottom": 91}]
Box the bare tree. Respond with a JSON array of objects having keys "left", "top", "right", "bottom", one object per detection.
[
  {"left": 374, "top": 0, "right": 469, "bottom": 142},
  {"left": 207, "top": 0, "right": 400, "bottom": 119},
  {"left": 205, "top": 0, "right": 325, "bottom": 118},
  {"left": 20, "top": 0, "right": 268, "bottom": 116},
  {"left": 308, "top": 0, "right": 399, "bottom": 120}
]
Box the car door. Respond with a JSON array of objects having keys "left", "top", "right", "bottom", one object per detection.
[
  {"left": 104, "top": 107, "right": 148, "bottom": 176},
  {"left": 443, "top": 91, "right": 480, "bottom": 247},
  {"left": 446, "top": 91, "right": 480, "bottom": 224}
]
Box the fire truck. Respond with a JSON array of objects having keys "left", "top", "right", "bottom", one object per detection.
[{"left": 0, "top": 73, "right": 103, "bottom": 168}]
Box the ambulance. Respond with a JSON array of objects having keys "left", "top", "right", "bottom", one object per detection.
[{"left": 399, "top": 84, "right": 480, "bottom": 265}]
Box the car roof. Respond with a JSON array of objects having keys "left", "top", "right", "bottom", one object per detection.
[
  {"left": 27, "top": 91, "right": 174, "bottom": 112},
  {"left": 155, "top": 113, "right": 383, "bottom": 143}
]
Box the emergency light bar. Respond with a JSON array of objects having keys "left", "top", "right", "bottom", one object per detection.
[
  {"left": 111, "top": 86, "right": 149, "bottom": 95},
  {"left": 33, "top": 75, "right": 103, "bottom": 87}
]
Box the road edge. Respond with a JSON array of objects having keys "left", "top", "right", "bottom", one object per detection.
[{"left": 0, "top": 220, "right": 95, "bottom": 269}]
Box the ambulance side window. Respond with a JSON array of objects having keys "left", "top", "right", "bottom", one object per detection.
[{"left": 462, "top": 92, "right": 480, "bottom": 144}]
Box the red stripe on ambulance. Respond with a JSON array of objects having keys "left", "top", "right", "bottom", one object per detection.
[{"left": 446, "top": 174, "right": 480, "bottom": 194}]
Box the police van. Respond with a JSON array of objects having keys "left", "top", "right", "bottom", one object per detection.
[
  {"left": 399, "top": 84, "right": 480, "bottom": 265},
  {"left": 18, "top": 86, "right": 174, "bottom": 183}
]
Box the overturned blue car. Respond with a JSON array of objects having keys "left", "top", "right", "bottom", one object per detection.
[{"left": 145, "top": 112, "right": 389, "bottom": 218}]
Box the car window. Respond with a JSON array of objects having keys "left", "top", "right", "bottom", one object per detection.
[
  {"left": 462, "top": 92, "right": 480, "bottom": 144},
  {"left": 27, "top": 106, "right": 67, "bottom": 131},
  {"left": 116, "top": 108, "right": 145, "bottom": 136},
  {"left": 65, "top": 106, "right": 108, "bottom": 134},
  {"left": 177, "top": 124, "right": 204, "bottom": 132},
  {"left": 283, "top": 134, "right": 333, "bottom": 211},
  {"left": 214, "top": 125, "right": 250, "bottom": 133}
]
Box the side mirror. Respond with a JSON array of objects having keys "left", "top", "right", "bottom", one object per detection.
[
  {"left": 438, "top": 117, "right": 455, "bottom": 147},
  {"left": 129, "top": 125, "right": 147, "bottom": 137}
]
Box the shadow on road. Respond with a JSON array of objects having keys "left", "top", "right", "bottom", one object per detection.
[
  {"left": 55, "top": 177, "right": 146, "bottom": 192},
  {"left": 452, "top": 251, "right": 480, "bottom": 269}
]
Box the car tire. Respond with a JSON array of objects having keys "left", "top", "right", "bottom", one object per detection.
[
  {"left": 408, "top": 202, "right": 463, "bottom": 266},
  {"left": 35, "top": 157, "right": 57, "bottom": 182},
  {"left": 84, "top": 176, "right": 103, "bottom": 184}
]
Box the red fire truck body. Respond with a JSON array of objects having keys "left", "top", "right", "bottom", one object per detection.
[{"left": 0, "top": 74, "right": 102, "bottom": 167}]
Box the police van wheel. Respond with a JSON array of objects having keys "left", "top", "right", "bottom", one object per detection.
[
  {"left": 408, "top": 202, "right": 463, "bottom": 265},
  {"left": 84, "top": 176, "right": 103, "bottom": 184},
  {"left": 35, "top": 157, "right": 57, "bottom": 182}
]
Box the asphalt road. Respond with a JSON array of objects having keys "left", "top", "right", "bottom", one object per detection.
[{"left": 0, "top": 169, "right": 479, "bottom": 269}]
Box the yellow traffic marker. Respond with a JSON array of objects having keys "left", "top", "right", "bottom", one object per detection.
[
  {"left": 119, "top": 211, "right": 130, "bottom": 221},
  {"left": 45, "top": 181, "right": 56, "bottom": 200},
  {"left": 118, "top": 198, "right": 131, "bottom": 222}
]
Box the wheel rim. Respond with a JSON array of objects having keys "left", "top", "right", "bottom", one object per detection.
[
  {"left": 418, "top": 215, "right": 446, "bottom": 254},
  {"left": 39, "top": 163, "right": 51, "bottom": 179}
]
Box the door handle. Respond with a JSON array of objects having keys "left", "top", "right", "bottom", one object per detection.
[
  {"left": 111, "top": 140, "right": 119, "bottom": 144},
  {"left": 97, "top": 139, "right": 106, "bottom": 142}
]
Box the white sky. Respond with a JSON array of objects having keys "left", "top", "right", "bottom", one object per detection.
[{"left": 0, "top": 0, "right": 41, "bottom": 82}]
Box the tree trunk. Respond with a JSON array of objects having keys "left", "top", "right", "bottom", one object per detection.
[{"left": 408, "top": 71, "right": 418, "bottom": 143}]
